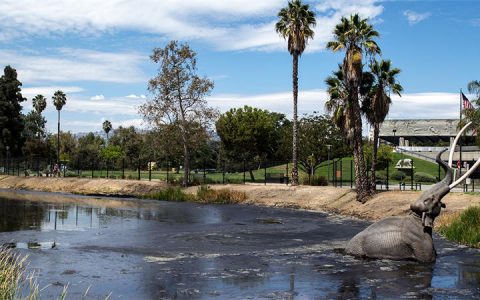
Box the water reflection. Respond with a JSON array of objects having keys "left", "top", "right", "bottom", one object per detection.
[{"left": 0, "top": 197, "right": 225, "bottom": 234}]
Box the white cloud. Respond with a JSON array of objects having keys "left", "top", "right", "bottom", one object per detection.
[
  {"left": 0, "top": 49, "right": 146, "bottom": 84},
  {"left": 403, "top": 10, "right": 432, "bottom": 25},
  {"left": 0, "top": 0, "right": 384, "bottom": 52},
  {"left": 90, "top": 95, "right": 105, "bottom": 101},
  {"left": 126, "top": 94, "right": 146, "bottom": 99},
  {"left": 37, "top": 89, "right": 463, "bottom": 133},
  {"left": 22, "top": 86, "right": 84, "bottom": 98},
  {"left": 208, "top": 90, "right": 461, "bottom": 120}
]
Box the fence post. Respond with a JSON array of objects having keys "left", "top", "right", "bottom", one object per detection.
[
  {"left": 138, "top": 157, "right": 141, "bottom": 180},
  {"left": 203, "top": 158, "right": 206, "bottom": 184},
  {"left": 411, "top": 160, "right": 414, "bottom": 190},
  {"left": 286, "top": 161, "right": 289, "bottom": 186},
  {"left": 243, "top": 160, "right": 246, "bottom": 184},
  {"left": 166, "top": 161, "right": 170, "bottom": 183},
  {"left": 339, "top": 159, "right": 343, "bottom": 188},
  {"left": 122, "top": 158, "right": 125, "bottom": 179},
  {"left": 63, "top": 160, "right": 66, "bottom": 177},
  {"left": 149, "top": 156, "right": 152, "bottom": 181},
  {"left": 350, "top": 160, "right": 353, "bottom": 188},
  {"left": 222, "top": 160, "right": 225, "bottom": 184},
  {"left": 264, "top": 161, "right": 267, "bottom": 186}
]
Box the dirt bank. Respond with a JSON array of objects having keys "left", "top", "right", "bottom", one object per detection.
[{"left": 1, "top": 175, "right": 479, "bottom": 221}]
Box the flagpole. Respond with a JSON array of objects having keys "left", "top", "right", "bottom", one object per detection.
[{"left": 459, "top": 89, "right": 463, "bottom": 177}]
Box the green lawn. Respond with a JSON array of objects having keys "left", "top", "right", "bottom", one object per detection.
[{"left": 68, "top": 152, "right": 445, "bottom": 185}]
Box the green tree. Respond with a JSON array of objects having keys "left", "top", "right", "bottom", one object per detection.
[
  {"left": 362, "top": 59, "right": 402, "bottom": 191},
  {"left": 32, "top": 94, "right": 47, "bottom": 114},
  {"left": 109, "top": 126, "right": 143, "bottom": 169},
  {"left": 216, "top": 106, "right": 287, "bottom": 181},
  {"left": 297, "top": 113, "right": 348, "bottom": 183},
  {"left": 140, "top": 41, "right": 218, "bottom": 186},
  {"left": 101, "top": 145, "right": 123, "bottom": 161},
  {"left": 275, "top": 0, "right": 316, "bottom": 186},
  {"left": 103, "top": 120, "right": 113, "bottom": 144},
  {"left": 326, "top": 14, "right": 381, "bottom": 202},
  {"left": 75, "top": 132, "right": 104, "bottom": 170},
  {"left": 0, "top": 66, "right": 26, "bottom": 157},
  {"left": 52, "top": 90, "right": 67, "bottom": 164}
]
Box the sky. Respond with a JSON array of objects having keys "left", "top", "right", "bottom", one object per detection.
[{"left": 0, "top": 0, "right": 479, "bottom": 134}]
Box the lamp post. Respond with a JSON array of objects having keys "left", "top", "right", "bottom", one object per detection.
[{"left": 327, "top": 144, "right": 332, "bottom": 185}]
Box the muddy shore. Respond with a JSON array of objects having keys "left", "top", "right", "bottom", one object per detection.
[{"left": 0, "top": 175, "right": 479, "bottom": 222}]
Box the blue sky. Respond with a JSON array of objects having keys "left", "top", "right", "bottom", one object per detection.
[{"left": 0, "top": 0, "right": 479, "bottom": 133}]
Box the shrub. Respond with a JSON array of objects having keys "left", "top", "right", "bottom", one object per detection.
[
  {"left": 414, "top": 172, "right": 437, "bottom": 183},
  {"left": 390, "top": 170, "right": 406, "bottom": 181},
  {"left": 300, "top": 174, "right": 327, "bottom": 186},
  {"left": 196, "top": 185, "right": 246, "bottom": 204},
  {"left": 65, "top": 171, "right": 78, "bottom": 177},
  {"left": 146, "top": 187, "right": 193, "bottom": 202},
  {"left": 438, "top": 206, "right": 480, "bottom": 248}
]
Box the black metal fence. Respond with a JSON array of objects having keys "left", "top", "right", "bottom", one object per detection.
[{"left": 0, "top": 155, "right": 476, "bottom": 192}]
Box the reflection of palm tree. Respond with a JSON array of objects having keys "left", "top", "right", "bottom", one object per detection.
[
  {"left": 363, "top": 60, "right": 402, "bottom": 191},
  {"left": 52, "top": 90, "right": 67, "bottom": 164},
  {"left": 275, "top": 0, "right": 316, "bottom": 186},
  {"left": 326, "top": 14, "right": 380, "bottom": 202}
]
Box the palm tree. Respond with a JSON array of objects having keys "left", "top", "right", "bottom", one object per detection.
[
  {"left": 32, "top": 94, "right": 47, "bottom": 114},
  {"left": 326, "top": 14, "right": 380, "bottom": 202},
  {"left": 103, "top": 120, "right": 113, "bottom": 144},
  {"left": 275, "top": 0, "right": 316, "bottom": 186},
  {"left": 363, "top": 59, "right": 402, "bottom": 191},
  {"left": 52, "top": 90, "right": 67, "bottom": 165}
]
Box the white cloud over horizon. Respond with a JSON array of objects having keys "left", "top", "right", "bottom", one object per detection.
[
  {"left": 36, "top": 89, "right": 466, "bottom": 133},
  {"left": 0, "top": 0, "right": 383, "bottom": 52}
]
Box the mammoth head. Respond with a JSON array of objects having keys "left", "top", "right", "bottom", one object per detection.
[
  {"left": 410, "top": 122, "right": 480, "bottom": 228},
  {"left": 410, "top": 149, "right": 451, "bottom": 228}
]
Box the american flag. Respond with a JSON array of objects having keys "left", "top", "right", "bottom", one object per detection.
[{"left": 462, "top": 92, "right": 474, "bottom": 110}]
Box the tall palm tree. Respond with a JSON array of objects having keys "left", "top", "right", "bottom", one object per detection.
[
  {"left": 103, "top": 120, "right": 113, "bottom": 144},
  {"left": 32, "top": 94, "right": 47, "bottom": 114},
  {"left": 52, "top": 90, "right": 67, "bottom": 165},
  {"left": 275, "top": 0, "right": 316, "bottom": 186},
  {"left": 363, "top": 59, "right": 402, "bottom": 191},
  {"left": 326, "top": 14, "right": 380, "bottom": 202}
]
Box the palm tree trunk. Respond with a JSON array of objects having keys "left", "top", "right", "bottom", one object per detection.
[
  {"left": 351, "top": 92, "right": 371, "bottom": 202},
  {"left": 57, "top": 110, "right": 60, "bottom": 165},
  {"left": 291, "top": 53, "right": 299, "bottom": 186},
  {"left": 370, "top": 123, "right": 380, "bottom": 192}
]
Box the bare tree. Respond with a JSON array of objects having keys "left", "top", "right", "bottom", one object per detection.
[{"left": 140, "top": 41, "right": 218, "bottom": 186}]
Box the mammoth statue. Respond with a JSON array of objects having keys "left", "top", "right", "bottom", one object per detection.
[{"left": 345, "top": 122, "right": 480, "bottom": 262}]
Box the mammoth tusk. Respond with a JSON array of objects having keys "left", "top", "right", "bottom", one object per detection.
[
  {"left": 450, "top": 155, "right": 480, "bottom": 189},
  {"left": 448, "top": 122, "right": 472, "bottom": 168}
]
